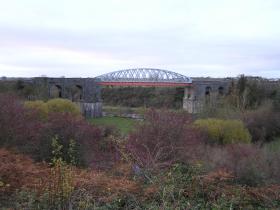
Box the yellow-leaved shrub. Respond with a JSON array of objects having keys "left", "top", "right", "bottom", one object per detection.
[
  {"left": 46, "top": 98, "right": 80, "bottom": 116},
  {"left": 194, "top": 118, "right": 251, "bottom": 144},
  {"left": 25, "top": 99, "right": 81, "bottom": 118},
  {"left": 25, "top": 100, "right": 48, "bottom": 119}
]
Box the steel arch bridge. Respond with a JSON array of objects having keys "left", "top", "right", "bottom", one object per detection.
[{"left": 95, "top": 68, "right": 192, "bottom": 87}]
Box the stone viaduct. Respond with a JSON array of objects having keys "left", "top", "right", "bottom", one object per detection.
[{"left": 19, "top": 68, "right": 232, "bottom": 117}]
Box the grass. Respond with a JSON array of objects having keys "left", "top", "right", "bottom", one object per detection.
[
  {"left": 103, "top": 105, "right": 146, "bottom": 115},
  {"left": 89, "top": 116, "right": 136, "bottom": 135},
  {"left": 265, "top": 138, "right": 280, "bottom": 152}
]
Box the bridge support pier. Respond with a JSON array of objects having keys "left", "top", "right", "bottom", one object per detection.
[
  {"left": 183, "top": 86, "right": 202, "bottom": 113},
  {"left": 76, "top": 102, "right": 103, "bottom": 118}
]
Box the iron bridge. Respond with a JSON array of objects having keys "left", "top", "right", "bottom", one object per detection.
[{"left": 95, "top": 68, "right": 192, "bottom": 87}]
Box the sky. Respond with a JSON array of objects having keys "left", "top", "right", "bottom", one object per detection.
[{"left": 0, "top": 0, "right": 280, "bottom": 78}]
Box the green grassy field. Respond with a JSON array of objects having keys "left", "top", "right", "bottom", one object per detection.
[{"left": 89, "top": 116, "right": 136, "bottom": 135}]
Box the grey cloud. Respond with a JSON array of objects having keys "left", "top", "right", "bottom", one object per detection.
[{"left": 0, "top": 25, "right": 280, "bottom": 78}]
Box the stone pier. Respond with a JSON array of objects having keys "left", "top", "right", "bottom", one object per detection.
[
  {"left": 183, "top": 78, "right": 231, "bottom": 113},
  {"left": 76, "top": 102, "right": 103, "bottom": 118}
]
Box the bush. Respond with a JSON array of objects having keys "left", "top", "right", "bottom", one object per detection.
[
  {"left": 202, "top": 143, "right": 280, "bottom": 186},
  {"left": 25, "top": 100, "right": 48, "bottom": 119},
  {"left": 25, "top": 99, "right": 81, "bottom": 119},
  {"left": 0, "top": 94, "right": 104, "bottom": 166},
  {"left": 243, "top": 105, "right": 280, "bottom": 143},
  {"left": 127, "top": 109, "right": 204, "bottom": 170},
  {"left": 0, "top": 94, "right": 44, "bottom": 154},
  {"left": 194, "top": 118, "right": 251, "bottom": 144},
  {"left": 46, "top": 98, "right": 81, "bottom": 116},
  {"left": 224, "top": 144, "right": 265, "bottom": 186},
  {"left": 39, "top": 112, "right": 102, "bottom": 165}
]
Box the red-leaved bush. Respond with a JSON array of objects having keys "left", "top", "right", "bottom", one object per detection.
[
  {"left": 39, "top": 112, "right": 102, "bottom": 164},
  {"left": 0, "top": 94, "right": 104, "bottom": 166},
  {"left": 127, "top": 109, "right": 205, "bottom": 170},
  {"left": 0, "top": 93, "right": 44, "bottom": 154}
]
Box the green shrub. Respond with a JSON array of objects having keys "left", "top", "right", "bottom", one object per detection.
[
  {"left": 47, "top": 98, "right": 81, "bottom": 116},
  {"left": 194, "top": 118, "right": 251, "bottom": 144},
  {"left": 25, "top": 100, "right": 48, "bottom": 119}
]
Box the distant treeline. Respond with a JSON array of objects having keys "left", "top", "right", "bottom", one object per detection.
[
  {"left": 101, "top": 86, "right": 185, "bottom": 109},
  {"left": 226, "top": 75, "right": 280, "bottom": 111}
]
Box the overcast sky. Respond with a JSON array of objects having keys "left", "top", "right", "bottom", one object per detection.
[{"left": 0, "top": 0, "right": 280, "bottom": 78}]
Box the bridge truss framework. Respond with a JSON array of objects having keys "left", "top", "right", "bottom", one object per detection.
[{"left": 95, "top": 68, "right": 192, "bottom": 87}]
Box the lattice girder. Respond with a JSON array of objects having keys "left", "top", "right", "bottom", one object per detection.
[{"left": 95, "top": 68, "right": 192, "bottom": 84}]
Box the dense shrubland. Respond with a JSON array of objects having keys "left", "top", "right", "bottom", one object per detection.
[
  {"left": 1, "top": 75, "right": 280, "bottom": 209},
  {"left": 127, "top": 109, "right": 205, "bottom": 170},
  {"left": 0, "top": 94, "right": 109, "bottom": 166}
]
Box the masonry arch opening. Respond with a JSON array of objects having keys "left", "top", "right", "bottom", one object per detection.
[
  {"left": 72, "top": 85, "right": 83, "bottom": 101},
  {"left": 50, "top": 84, "right": 62, "bottom": 98}
]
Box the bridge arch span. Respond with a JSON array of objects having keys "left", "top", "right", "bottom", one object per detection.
[{"left": 95, "top": 68, "right": 192, "bottom": 87}]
